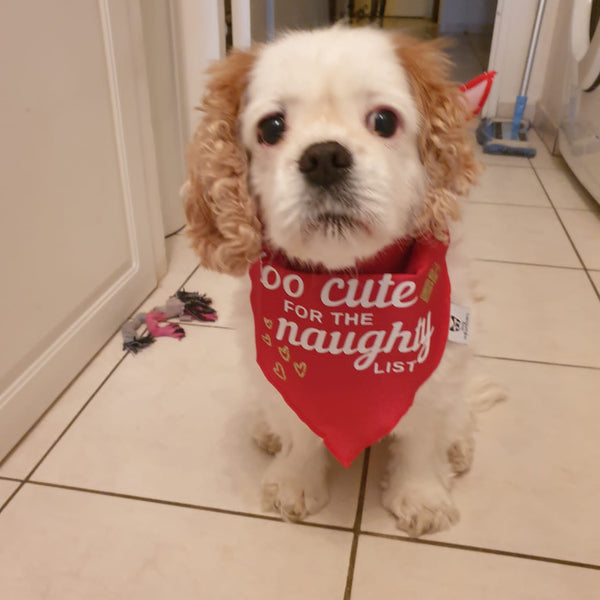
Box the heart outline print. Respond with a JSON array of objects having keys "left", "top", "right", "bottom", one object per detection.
[
  {"left": 273, "top": 362, "right": 286, "bottom": 380},
  {"left": 293, "top": 362, "right": 307, "bottom": 378}
]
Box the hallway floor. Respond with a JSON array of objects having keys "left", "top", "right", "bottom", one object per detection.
[
  {"left": 382, "top": 16, "right": 493, "bottom": 82},
  {"left": 1, "top": 127, "right": 600, "bottom": 596}
]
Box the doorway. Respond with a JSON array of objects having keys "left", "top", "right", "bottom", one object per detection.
[{"left": 348, "top": 0, "right": 498, "bottom": 83}]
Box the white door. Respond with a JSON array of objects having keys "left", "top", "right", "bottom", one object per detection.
[{"left": 0, "top": 0, "right": 163, "bottom": 460}]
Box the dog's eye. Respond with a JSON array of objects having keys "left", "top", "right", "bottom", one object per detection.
[
  {"left": 366, "top": 108, "right": 400, "bottom": 138},
  {"left": 257, "top": 113, "right": 286, "bottom": 145}
]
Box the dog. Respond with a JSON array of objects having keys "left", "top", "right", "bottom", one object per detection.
[{"left": 184, "top": 26, "right": 499, "bottom": 537}]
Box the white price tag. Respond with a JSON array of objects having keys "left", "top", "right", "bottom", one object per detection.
[{"left": 448, "top": 303, "right": 470, "bottom": 344}]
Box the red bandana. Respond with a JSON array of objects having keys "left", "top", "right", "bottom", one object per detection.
[{"left": 249, "top": 237, "right": 451, "bottom": 467}]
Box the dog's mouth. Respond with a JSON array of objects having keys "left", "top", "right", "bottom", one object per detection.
[
  {"left": 302, "top": 212, "right": 371, "bottom": 238},
  {"left": 299, "top": 181, "right": 378, "bottom": 239}
]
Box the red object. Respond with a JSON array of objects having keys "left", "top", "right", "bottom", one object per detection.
[
  {"left": 460, "top": 71, "right": 497, "bottom": 117},
  {"left": 249, "top": 237, "right": 451, "bottom": 467}
]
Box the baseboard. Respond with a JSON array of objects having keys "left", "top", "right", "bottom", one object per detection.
[
  {"left": 533, "top": 102, "right": 560, "bottom": 155},
  {"left": 496, "top": 101, "right": 536, "bottom": 122}
]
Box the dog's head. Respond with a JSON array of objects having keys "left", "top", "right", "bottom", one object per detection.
[{"left": 185, "top": 27, "right": 479, "bottom": 275}]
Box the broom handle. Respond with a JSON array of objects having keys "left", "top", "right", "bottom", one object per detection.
[{"left": 520, "top": 0, "right": 548, "bottom": 96}]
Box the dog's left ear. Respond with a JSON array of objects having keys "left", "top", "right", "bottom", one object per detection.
[{"left": 394, "top": 36, "right": 480, "bottom": 240}]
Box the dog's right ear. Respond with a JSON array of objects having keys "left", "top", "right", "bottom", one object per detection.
[
  {"left": 184, "top": 48, "right": 262, "bottom": 276},
  {"left": 394, "top": 36, "right": 480, "bottom": 241}
]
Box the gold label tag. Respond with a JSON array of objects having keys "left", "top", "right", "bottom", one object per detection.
[{"left": 420, "top": 262, "right": 441, "bottom": 303}]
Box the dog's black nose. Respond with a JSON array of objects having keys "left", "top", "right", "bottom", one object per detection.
[{"left": 298, "top": 141, "right": 353, "bottom": 187}]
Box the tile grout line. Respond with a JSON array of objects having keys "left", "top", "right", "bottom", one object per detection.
[
  {"left": 343, "top": 448, "right": 371, "bottom": 600},
  {"left": 478, "top": 162, "right": 533, "bottom": 169},
  {"left": 16, "top": 479, "right": 354, "bottom": 534},
  {"left": 474, "top": 258, "right": 584, "bottom": 271},
  {"left": 543, "top": 205, "right": 597, "bottom": 212},
  {"left": 465, "top": 196, "right": 595, "bottom": 212},
  {"left": 463, "top": 199, "right": 555, "bottom": 208},
  {"left": 475, "top": 353, "right": 600, "bottom": 371},
  {"left": 361, "top": 530, "right": 600, "bottom": 572},
  {"left": 0, "top": 260, "right": 205, "bottom": 516},
  {"left": 0, "top": 273, "right": 172, "bottom": 473},
  {"left": 532, "top": 167, "right": 600, "bottom": 302},
  {"left": 177, "top": 263, "right": 201, "bottom": 292},
  {"left": 0, "top": 481, "right": 26, "bottom": 515},
  {"left": 7, "top": 473, "right": 600, "bottom": 575},
  {"left": 25, "top": 353, "right": 130, "bottom": 480},
  {"left": 3, "top": 239, "right": 596, "bottom": 575},
  {"left": 0, "top": 350, "right": 129, "bottom": 515},
  {"left": 0, "top": 345, "right": 128, "bottom": 470}
]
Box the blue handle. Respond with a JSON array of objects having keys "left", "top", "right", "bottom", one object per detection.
[{"left": 511, "top": 95, "right": 528, "bottom": 140}]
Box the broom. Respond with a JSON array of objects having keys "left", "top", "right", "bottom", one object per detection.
[{"left": 476, "top": 0, "right": 548, "bottom": 157}]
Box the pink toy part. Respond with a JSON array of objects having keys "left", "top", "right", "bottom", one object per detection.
[
  {"left": 145, "top": 310, "right": 185, "bottom": 340},
  {"left": 459, "top": 71, "right": 496, "bottom": 118}
]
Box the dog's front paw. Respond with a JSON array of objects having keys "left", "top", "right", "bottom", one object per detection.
[
  {"left": 261, "top": 459, "right": 330, "bottom": 522},
  {"left": 252, "top": 418, "right": 283, "bottom": 455},
  {"left": 382, "top": 481, "right": 459, "bottom": 537},
  {"left": 447, "top": 434, "right": 475, "bottom": 475}
]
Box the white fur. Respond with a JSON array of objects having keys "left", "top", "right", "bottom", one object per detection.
[{"left": 229, "top": 28, "right": 501, "bottom": 535}]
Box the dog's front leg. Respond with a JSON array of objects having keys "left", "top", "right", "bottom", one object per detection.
[
  {"left": 382, "top": 421, "right": 459, "bottom": 537},
  {"left": 381, "top": 344, "right": 472, "bottom": 536},
  {"left": 258, "top": 385, "right": 331, "bottom": 522},
  {"left": 233, "top": 280, "right": 332, "bottom": 522}
]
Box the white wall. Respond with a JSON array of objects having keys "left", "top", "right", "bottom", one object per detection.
[
  {"left": 172, "top": 0, "right": 226, "bottom": 139},
  {"left": 140, "top": 1, "right": 186, "bottom": 235},
  {"left": 250, "top": 0, "right": 270, "bottom": 43},
  {"left": 232, "top": 0, "right": 330, "bottom": 46},
  {"left": 534, "top": 0, "right": 574, "bottom": 149},
  {"left": 485, "top": 0, "right": 559, "bottom": 119},
  {"left": 272, "top": 0, "right": 330, "bottom": 32},
  {"left": 232, "top": 0, "right": 253, "bottom": 47},
  {"left": 140, "top": 0, "right": 228, "bottom": 234}
]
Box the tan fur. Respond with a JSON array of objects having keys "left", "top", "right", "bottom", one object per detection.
[
  {"left": 184, "top": 48, "right": 262, "bottom": 276},
  {"left": 394, "top": 36, "right": 481, "bottom": 241}
]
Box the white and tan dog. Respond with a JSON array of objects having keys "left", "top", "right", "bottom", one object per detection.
[{"left": 184, "top": 27, "right": 500, "bottom": 536}]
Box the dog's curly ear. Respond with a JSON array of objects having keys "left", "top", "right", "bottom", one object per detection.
[
  {"left": 394, "top": 36, "right": 481, "bottom": 240},
  {"left": 184, "top": 48, "right": 262, "bottom": 276}
]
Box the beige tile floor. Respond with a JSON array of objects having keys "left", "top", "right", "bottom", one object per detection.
[
  {"left": 1, "top": 27, "right": 600, "bottom": 596},
  {"left": 1, "top": 131, "right": 599, "bottom": 598}
]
